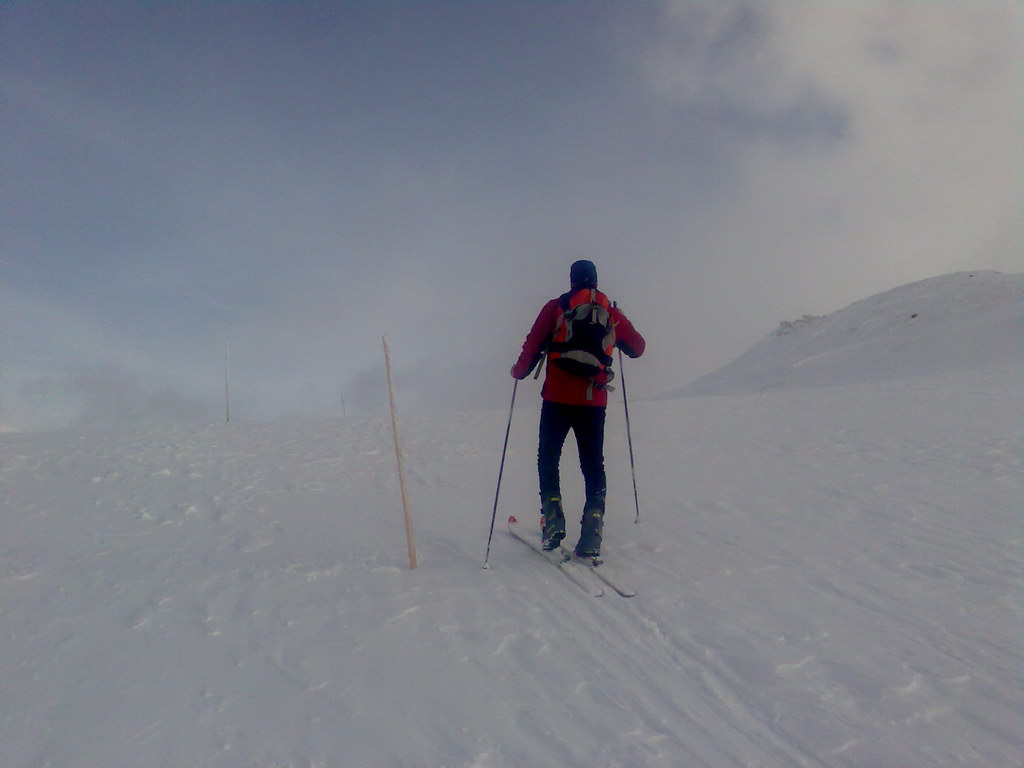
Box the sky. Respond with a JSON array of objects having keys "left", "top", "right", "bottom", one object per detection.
[{"left": 2, "top": 0, "right": 1021, "bottom": 431}]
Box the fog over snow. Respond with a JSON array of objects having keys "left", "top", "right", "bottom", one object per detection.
[
  {"left": 2, "top": 2, "right": 1022, "bottom": 430},
  {"left": 1, "top": 272, "right": 1021, "bottom": 767}
]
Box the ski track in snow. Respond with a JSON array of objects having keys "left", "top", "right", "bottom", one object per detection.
[{"left": 1, "top": 367, "right": 1022, "bottom": 767}]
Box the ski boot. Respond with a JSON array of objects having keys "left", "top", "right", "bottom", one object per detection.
[
  {"left": 575, "top": 503, "right": 604, "bottom": 559},
  {"left": 540, "top": 497, "right": 565, "bottom": 551}
]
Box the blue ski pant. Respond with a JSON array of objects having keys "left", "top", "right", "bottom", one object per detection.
[{"left": 537, "top": 400, "right": 607, "bottom": 510}]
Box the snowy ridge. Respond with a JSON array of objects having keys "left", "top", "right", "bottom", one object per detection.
[
  {"left": 2, "top": 275, "right": 1022, "bottom": 766},
  {"left": 671, "top": 271, "right": 1023, "bottom": 397}
]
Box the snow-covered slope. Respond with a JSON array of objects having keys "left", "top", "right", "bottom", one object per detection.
[
  {"left": 671, "top": 271, "right": 1022, "bottom": 397},
  {"left": 1, "top": 275, "right": 1022, "bottom": 767}
]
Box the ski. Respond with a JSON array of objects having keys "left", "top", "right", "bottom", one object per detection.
[
  {"left": 561, "top": 547, "right": 637, "bottom": 598},
  {"left": 507, "top": 516, "right": 604, "bottom": 597}
]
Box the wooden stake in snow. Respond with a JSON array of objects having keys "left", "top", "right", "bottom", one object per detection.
[{"left": 382, "top": 336, "right": 417, "bottom": 570}]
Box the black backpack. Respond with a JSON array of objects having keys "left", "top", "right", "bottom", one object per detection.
[{"left": 548, "top": 288, "right": 616, "bottom": 380}]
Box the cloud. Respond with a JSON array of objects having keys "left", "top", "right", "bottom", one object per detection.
[
  {"left": 3, "top": 3, "right": 1020, "bottom": 429},
  {"left": 643, "top": 2, "right": 1022, "bottom": 280},
  {"left": 0, "top": 288, "right": 218, "bottom": 430},
  {"left": 0, "top": 73, "right": 125, "bottom": 148},
  {"left": 14, "top": 367, "right": 215, "bottom": 431},
  {"left": 630, "top": 1, "right": 1022, "bottom": 353}
]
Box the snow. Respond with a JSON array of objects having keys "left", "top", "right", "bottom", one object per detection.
[
  {"left": 671, "top": 270, "right": 1023, "bottom": 397},
  {"left": 2, "top": 272, "right": 1022, "bottom": 767}
]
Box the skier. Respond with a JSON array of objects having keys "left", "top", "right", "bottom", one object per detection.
[{"left": 511, "top": 260, "right": 645, "bottom": 557}]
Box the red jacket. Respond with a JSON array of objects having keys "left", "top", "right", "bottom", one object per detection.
[{"left": 512, "top": 291, "right": 646, "bottom": 407}]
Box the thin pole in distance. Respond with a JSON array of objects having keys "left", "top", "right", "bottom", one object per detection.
[{"left": 224, "top": 339, "right": 231, "bottom": 424}]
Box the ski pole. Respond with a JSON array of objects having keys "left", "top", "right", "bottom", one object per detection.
[
  {"left": 614, "top": 348, "right": 638, "bottom": 524},
  {"left": 615, "top": 323, "right": 641, "bottom": 524},
  {"left": 483, "top": 379, "right": 518, "bottom": 568}
]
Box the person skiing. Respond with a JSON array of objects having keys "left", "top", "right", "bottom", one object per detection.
[{"left": 511, "top": 260, "right": 646, "bottom": 557}]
